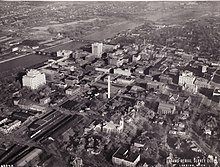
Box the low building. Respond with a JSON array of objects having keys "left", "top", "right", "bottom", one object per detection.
[
  {"left": 95, "top": 117, "right": 124, "bottom": 134},
  {"left": 115, "top": 77, "right": 135, "bottom": 85},
  {"left": 11, "top": 111, "right": 33, "bottom": 122},
  {"left": 149, "top": 67, "right": 161, "bottom": 76},
  {"left": 194, "top": 77, "right": 209, "bottom": 89},
  {"left": 135, "top": 67, "right": 145, "bottom": 74},
  {"left": 95, "top": 66, "right": 113, "bottom": 73},
  {"left": 39, "top": 97, "right": 51, "bottom": 105},
  {"left": 57, "top": 50, "right": 72, "bottom": 57},
  {"left": 134, "top": 135, "right": 148, "bottom": 148},
  {"left": 17, "top": 100, "right": 47, "bottom": 112},
  {"left": 103, "top": 44, "right": 117, "bottom": 52},
  {"left": 210, "top": 74, "right": 220, "bottom": 88},
  {"left": 0, "top": 117, "right": 8, "bottom": 125},
  {"left": 114, "top": 68, "right": 132, "bottom": 76},
  {"left": 109, "top": 58, "right": 124, "bottom": 67},
  {"left": 159, "top": 74, "right": 173, "bottom": 84},
  {"left": 65, "top": 86, "right": 81, "bottom": 96},
  {"left": 112, "top": 147, "right": 140, "bottom": 167},
  {"left": 15, "top": 148, "right": 43, "bottom": 167},
  {"left": 147, "top": 81, "right": 164, "bottom": 91},
  {"left": 65, "top": 75, "right": 80, "bottom": 86},
  {"left": 40, "top": 67, "right": 60, "bottom": 81},
  {"left": 176, "top": 51, "right": 194, "bottom": 61},
  {"left": 158, "top": 103, "right": 176, "bottom": 115},
  {"left": 0, "top": 120, "right": 21, "bottom": 134}
]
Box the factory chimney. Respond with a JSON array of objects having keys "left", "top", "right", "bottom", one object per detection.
[{"left": 108, "top": 75, "right": 111, "bottom": 98}]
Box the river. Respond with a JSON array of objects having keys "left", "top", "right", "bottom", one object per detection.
[{"left": 0, "top": 20, "right": 142, "bottom": 75}]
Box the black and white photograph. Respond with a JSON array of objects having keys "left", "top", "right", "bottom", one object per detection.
[{"left": 0, "top": 1, "right": 220, "bottom": 167}]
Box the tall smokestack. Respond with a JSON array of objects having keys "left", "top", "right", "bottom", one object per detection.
[{"left": 108, "top": 75, "right": 111, "bottom": 99}]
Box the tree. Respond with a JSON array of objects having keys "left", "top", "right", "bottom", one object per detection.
[{"left": 47, "top": 26, "right": 57, "bottom": 34}]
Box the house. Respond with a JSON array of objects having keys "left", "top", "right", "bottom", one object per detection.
[
  {"left": 112, "top": 147, "right": 140, "bottom": 167},
  {"left": 213, "top": 88, "right": 220, "bottom": 96},
  {"left": 134, "top": 135, "right": 148, "bottom": 148},
  {"left": 132, "top": 54, "right": 141, "bottom": 62},
  {"left": 158, "top": 103, "right": 176, "bottom": 115},
  {"left": 135, "top": 67, "right": 145, "bottom": 74}
]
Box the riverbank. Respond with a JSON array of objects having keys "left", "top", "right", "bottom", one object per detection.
[{"left": 0, "top": 20, "right": 142, "bottom": 74}]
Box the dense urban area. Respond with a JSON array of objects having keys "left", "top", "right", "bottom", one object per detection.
[{"left": 0, "top": 1, "right": 220, "bottom": 167}]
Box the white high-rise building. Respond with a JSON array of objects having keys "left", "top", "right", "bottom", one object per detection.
[
  {"left": 179, "top": 70, "right": 197, "bottom": 93},
  {"left": 22, "top": 69, "right": 46, "bottom": 89},
  {"left": 92, "top": 43, "right": 103, "bottom": 58}
]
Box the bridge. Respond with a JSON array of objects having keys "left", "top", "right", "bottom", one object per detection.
[{"left": 71, "top": 38, "right": 99, "bottom": 43}]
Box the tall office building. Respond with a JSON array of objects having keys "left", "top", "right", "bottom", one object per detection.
[
  {"left": 92, "top": 43, "right": 103, "bottom": 58},
  {"left": 22, "top": 69, "right": 46, "bottom": 89}
]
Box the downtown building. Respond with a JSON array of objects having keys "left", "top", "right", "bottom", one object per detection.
[{"left": 92, "top": 42, "right": 103, "bottom": 58}]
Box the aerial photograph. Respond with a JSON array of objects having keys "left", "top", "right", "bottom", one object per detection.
[{"left": 0, "top": 1, "right": 220, "bottom": 167}]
